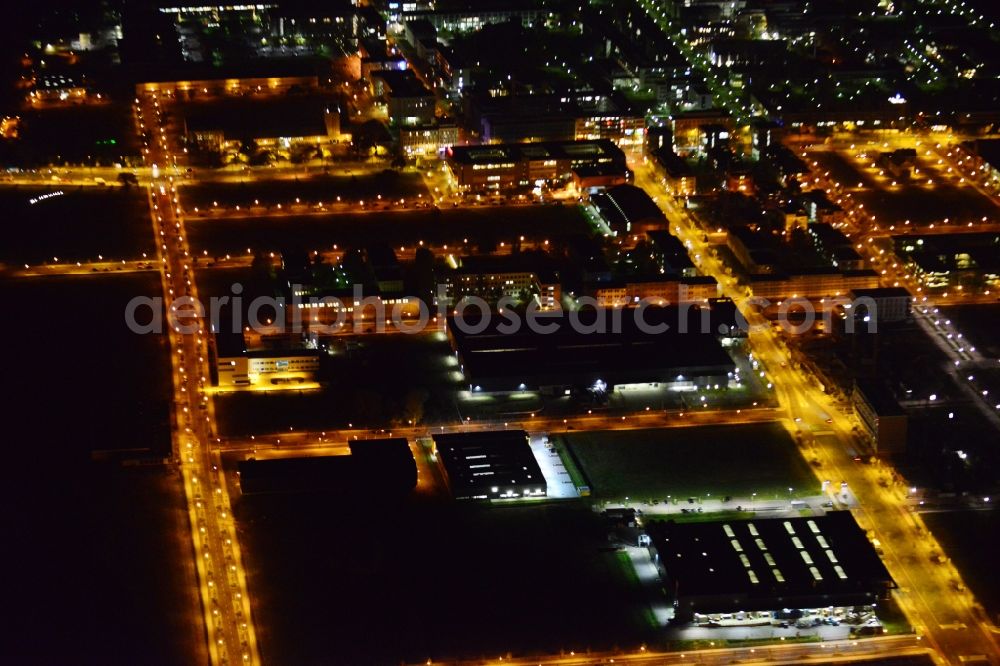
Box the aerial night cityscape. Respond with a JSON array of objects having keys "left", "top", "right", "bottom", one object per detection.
[{"left": 4, "top": 0, "right": 1000, "bottom": 664}]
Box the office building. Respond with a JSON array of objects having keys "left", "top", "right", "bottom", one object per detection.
[
  {"left": 852, "top": 379, "right": 908, "bottom": 455},
  {"left": 445, "top": 139, "right": 626, "bottom": 191}
]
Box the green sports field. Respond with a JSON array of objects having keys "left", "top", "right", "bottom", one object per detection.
[{"left": 561, "top": 423, "right": 819, "bottom": 502}]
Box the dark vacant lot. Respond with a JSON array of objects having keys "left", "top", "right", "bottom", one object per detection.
[
  {"left": 186, "top": 204, "right": 592, "bottom": 257},
  {"left": 0, "top": 185, "right": 153, "bottom": 264},
  {"left": 855, "top": 184, "right": 997, "bottom": 227},
  {"left": 0, "top": 274, "right": 204, "bottom": 665},
  {"left": 940, "top": 304, "right": 1000, "bottom": 357},
  {"left": 563, "top": 423, "right": 818, "bottom": 501},
  {"left": 5, "top": 103, "right": 141, "bottom": 166},
  {"left": 182, "top": 170, "right": 428, "bottom": 208},
  {"left": 232, "top": 495, "right": 654, "bottom": 665},
  {"left": 923, "top": 510, "right": 1000, "bottom": 622}
]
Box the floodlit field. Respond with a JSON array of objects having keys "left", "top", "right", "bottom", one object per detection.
[{"left": 562, "top": 423, "right": 818, "bottom": 501}]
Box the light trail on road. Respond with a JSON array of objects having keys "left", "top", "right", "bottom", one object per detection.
[{"left": 138, "top": 92, "right": 260, "bottom": 666}]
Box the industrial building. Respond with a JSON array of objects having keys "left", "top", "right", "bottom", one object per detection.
[
  {"left": 591, "top": 184, "right": 667, "bottom": 235},
  {"left": 181, "top": 96, "right": 346, "bottom": 151},
  {"left": 645, "top": 512, "right": 895, "bottom": 622},
  {"left": 446, "top": 306, "right": 737, "bottom": 394},
  {"left": 237, "top": 438, "right": 416, "bottom": 496},
  {"left": 748, "top": 270, "right": 881, "bottom": 301},
  {"left": 445, "top": 139, "right": 627, "bottom": 191},
  {"left": 432, "top": 430, "right": 546, "bottom": 500},
  {"left": 593, "top": 275, "right": 721, "bottom": 307}
]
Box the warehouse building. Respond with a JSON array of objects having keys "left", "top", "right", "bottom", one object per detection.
[
  {"left": 446, "top": 306, "right": 737, "bottom": 394},
  {"left": 591, "top": 184, "right": 667, "bottom": 235},
  {"left": 432, "top": 430, "right": 546, "bottom": 500},
  {"left": 646, "top": 512, "right": 895, "bottom": 622}
]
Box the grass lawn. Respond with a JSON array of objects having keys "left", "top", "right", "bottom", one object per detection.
[{"left": 561, "top": 423, "right": 818, "bottom": 502}]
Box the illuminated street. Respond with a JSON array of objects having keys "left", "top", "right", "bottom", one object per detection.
[
  {"left": 5, "top": 1, "right": 1000, "bottom": 664},
  {"left": 139, "top": 92, "right": 260, "bottom": 665}
]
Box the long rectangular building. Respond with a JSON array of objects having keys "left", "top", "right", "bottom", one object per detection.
[
  {"left": 445, "top": 139, "right": 627, "bottom": 191},
  {"left": 446, "top": 306, "right": 736, "bottom": 393}
]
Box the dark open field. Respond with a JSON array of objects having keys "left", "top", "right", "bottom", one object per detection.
[
  {"left": 0, "top": 185, "right": 154, "bottom": 264},
  {"left": 231, "top": 494, "right": 655, "bottom": 665},
  {"left": 0, "top": 274, "right": 205, "bottom": 664},
  {"left": 923, "top": 510, "right": 1000, "bottom": 622},
  {"left": 940, "top": 304, "right": 1000, "bottom": 357},
  {"left": 562, "top": 423, "right": 818, "bottom": 501},
  {"left": 8, "top": 102, "right": 142, "bottom": 165},
  {"left": 185, "top": 204, "right": 592, "bottom": 257}
]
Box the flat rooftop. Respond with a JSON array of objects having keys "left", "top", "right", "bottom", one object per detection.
[
  {"left": 894, "top": 233, "right": 1000, "bottom": 274},
  {"left": 855, "top": 379, "right": 906, "bottom": 417},
  {"left": 432, "top": 430, "right": 546, "bottom": 500},
  {"left": 447, "top": 306, "right": 736, "bottom": 389},
  {"left": 371, "top": 69, "right": 433, "bottom": 98},
  {"left": 647, "top": 512, "right": 894, "bottom": 611},
  {"left": 182, "top": 96, "right": 334, "bottom": 139},
  {"left": 238, "top": 438, "right": 416, "bottom": 495},
  {"left": 137, "top": 58, "right": 323, "bottom": 84},
  {"left": 447, "top": 139, "right": 625, "bottom": 166},
  {"left": 591, "top": 184, "right": 665, "bottom": 229},
  {"left": 849, "top": 287, "right": 912, "bottom": 299}
]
